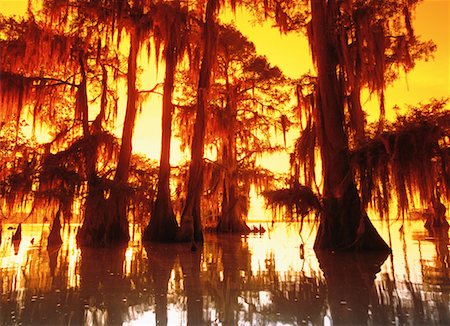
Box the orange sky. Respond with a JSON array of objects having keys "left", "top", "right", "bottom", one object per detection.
[
  {"left": 1, "top": 0, "right": 449, "bottom": 173},
  {"left": 222, "top": 1, "right": 450, "bottom": 117},
  {"left": 223, "top": 0, "right": 450, "bottom": 173}
]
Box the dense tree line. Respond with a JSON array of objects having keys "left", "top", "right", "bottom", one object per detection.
[{"left": 0, "top": 0, "right": 448, "bottom": 251}]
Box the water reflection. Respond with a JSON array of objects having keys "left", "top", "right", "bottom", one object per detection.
[
  {"left": 316, "top": 251, "right": 388, "bottom": 325},
  {"left": 80, "top": 246, "right": 128, "bottom": 324},
  {"left": 0, "top": 221, "right": 449, "bottom": 325}
]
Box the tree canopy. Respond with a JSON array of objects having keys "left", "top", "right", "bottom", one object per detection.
[{"left": 0, "top": 0, "right": 448, "bottom": 249}]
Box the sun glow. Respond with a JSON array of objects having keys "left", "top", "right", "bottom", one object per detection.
[
  {"left": 61, "top": 224, "right": 81, "bottom": 289},
  {"left": 246, "top": 221, "right": 321, "bottom": 277}
]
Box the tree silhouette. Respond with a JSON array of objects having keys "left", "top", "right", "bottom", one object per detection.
[
  {"left": 174, "top": 24, "right": 289, "bottom": 234},
  {"left": 261, "top": 0, "right": 438, "bottom": 250},
  {"left": 351, "top": 100, "right": 450, "bottom": 228},
  {"left": 143, "top": 1, "right": 193, "bottom": 242},
  {"left": 212, "top": 26, "right": 290, "bottom": 233},
  {"left": 1, "top": 0, "right": 446, "bottom": 249},
  {"left": 176, "top": 0, "right": 220, "bottom": 245}
]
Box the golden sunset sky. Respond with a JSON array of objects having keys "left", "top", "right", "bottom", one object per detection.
[{"left": 0, "top": 0, "right": 449, "bottom": 172}]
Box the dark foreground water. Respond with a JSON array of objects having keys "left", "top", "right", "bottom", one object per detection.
[{"left": 0, "top": 220, "right": 449, "bottom": 325}]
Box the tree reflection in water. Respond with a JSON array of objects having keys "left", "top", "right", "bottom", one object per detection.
[
  {"left": 0, "top": 221, "right": 449, "bottom": 325},
  {"left": 80, "top": 246, "right": 129, "bottom": 325},
  {"left": 317, "top": 251, "right": 389, "bottom": 325},
  {"left": 178, "top": 244, "right": 202, "bottom": 325},
  {"left": 144, "top": 243, "right": 178, "bottom": 325}
]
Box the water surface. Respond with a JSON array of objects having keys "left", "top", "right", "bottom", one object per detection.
[{"left": 0, "top": 220, "right": 449, "bottom": 325}]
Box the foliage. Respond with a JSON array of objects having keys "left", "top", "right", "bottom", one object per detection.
[
  {"left": 1, "top": 0, "right": 446, "bottom": 247},
  {"left": 127, "top": 155, "right": 159, "bottom": 225},
  {"left": 0, "top": 120, "right": 39, "bottom": 216},
  {"left": 174, "top": 24, "right": 292, "bottom": 227},
  {"left": 263, "top": 180, "right": 321, "bottom": 222},
  {"left": 352, "top": 99, "right": 450, "bottom": 218},
  {"left": 0, "top": 117, "right": 120, "bottom": 220}
]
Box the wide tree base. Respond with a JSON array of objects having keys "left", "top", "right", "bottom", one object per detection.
[
  {"left": 314, "top": 184, "right": 391, "bottom": 252},
  {"left": 216, "top": 217, "right": 251, "bottom": 235},
  {"left": 143, "top": 217, "right": 178, "bottom": 243},
  {"left": 77, "top": 191, "right": 130, "bottom": 247},
  {"left": 314, "top": 213, "right": 390, "bottom": 252},
  {"left": 142, "top": 196, "right": 179, "bottom": 243}
]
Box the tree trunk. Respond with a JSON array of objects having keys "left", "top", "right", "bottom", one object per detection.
[
  {"left": 77, "top": 52, "right": 90, "bottom": 137},
  {"left": 102, "top": 27, "right": 139, "bottom": 245},
  {"left": 77, "top": 65, "right": 111, "bottom": 246},
  {"left": 114, "top": 29, "right": 138, "bottom": 186},
  {"left": 311, "top": 0, "right": 389, "bottom": 251},
  {"left": 76, "top": 52, "right": 108, "bottom": 247},
  {"left": 78, "top": 29, "right": 138, "bottom": 247},
  {"left": 178, "top": 0, "right": 219, "bottom": 243},
  {"left": 216, "top": 92, "right": 250, "bottom": 234},
  {"left": 217, "top": 176, "right": 251, "bottom": 234},
  {"left": 143, "top": 31, "right": 179, "bottom": 242}
]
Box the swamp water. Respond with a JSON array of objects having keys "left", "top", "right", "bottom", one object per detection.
[{"left": 0, "top": 220, "right": 449, "bottom": 325}]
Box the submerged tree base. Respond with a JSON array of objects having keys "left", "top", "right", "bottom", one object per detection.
[
  {"left": 425, "top": 219, "right": 449, "bottom": 230},
  {"left": 425, "top": 218, "right": 449, "bottom": 233},
  {"left": 314, "top": 186, "right": 391, "bottom": 252},
  {"left": 12, "top": 223, "right": 22, "bottom": 242},
  {"left": 77, "top": 186, "right": 130, "bottom": 247},
  {"left": 315, "top": 213, "right": 391, "bottom": 252},
  {"left": 216, "top": 219, "right": 251, "bottom": 235},
  {"left": 143, "top": 196, "right": 179, "bottom": 243}
]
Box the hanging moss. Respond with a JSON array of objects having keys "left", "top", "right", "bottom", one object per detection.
[
  {"left": 0, "top": 71, "right": 34, "bottom": 122},
  {"left": 0, "top": 140, "right": 38, "bottom": 214},
  {"left": 263, "top": 182, "right": 322, "bottom": 221},
  {"left": 351, "top": 100, "right": 450, "bottom": 218}
]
